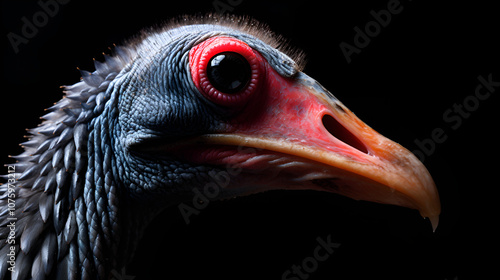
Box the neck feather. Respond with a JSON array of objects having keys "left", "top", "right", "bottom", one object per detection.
[{"left": 0, "top": 47, "right": 137, "bottom": 280}]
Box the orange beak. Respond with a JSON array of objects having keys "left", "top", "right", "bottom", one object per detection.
[{"left": 192, "top": 69, "right": 441, "bottom": 231}]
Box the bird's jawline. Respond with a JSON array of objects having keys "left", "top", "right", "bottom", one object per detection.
[
  {"left": 128, "top": 135, "right": 350, "bottom": 186},
  {"left": 129, "top": 135, "right": 309, "bottom": 167}
]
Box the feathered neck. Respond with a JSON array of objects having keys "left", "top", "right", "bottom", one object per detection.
[
  {"left": 0, "top": 15, "right": 303, "bottom": 279},
  {"left": 0, "top": 46, "right": 136, "bottom": 279}
]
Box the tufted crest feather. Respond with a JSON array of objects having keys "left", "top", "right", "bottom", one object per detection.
[{"left": 131, "top": 13, "right": 306, "bottom": 71}]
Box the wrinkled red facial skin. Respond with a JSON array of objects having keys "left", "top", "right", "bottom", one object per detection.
[
  {"left": 226, "top": 67, "right": 371, "bottom": 162},
  {"left": 186, "top": 36, "right": 368, "bottom": 167}
]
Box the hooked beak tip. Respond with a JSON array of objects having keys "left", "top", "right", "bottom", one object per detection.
[{"left": 428, "top": 215, "right": 439, "bottom": 232}]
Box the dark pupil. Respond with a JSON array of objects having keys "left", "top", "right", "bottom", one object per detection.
[{"left": 207, "top": 52, "right": 251, "bottom": 94}]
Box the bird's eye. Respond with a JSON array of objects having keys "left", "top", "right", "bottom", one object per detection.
[
  {"left": 207, "top": 52, "right": 251, "bottom": 94},
  {"left": 189, "top": 36, "right": 264, "bottom": 107}
]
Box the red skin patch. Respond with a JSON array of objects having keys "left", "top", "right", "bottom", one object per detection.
[{"left": 186, "top": 35, "right": 369, "bottom": 166}]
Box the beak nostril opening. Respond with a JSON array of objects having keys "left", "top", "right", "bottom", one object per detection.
[{"left": 322, "top": 114, "right": 368, "bottom": 154}]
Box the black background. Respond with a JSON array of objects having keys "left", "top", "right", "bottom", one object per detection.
[{"left": 1, "top": 0, "right": 498, "bottom": 279}]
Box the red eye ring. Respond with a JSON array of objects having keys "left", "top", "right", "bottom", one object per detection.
[{"left": 189, "top": 36, "right": 264, "bottom": 107}]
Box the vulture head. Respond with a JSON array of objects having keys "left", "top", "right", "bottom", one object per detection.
[{"left": 0, "top": 16, "right": 440, "bottom": 279}]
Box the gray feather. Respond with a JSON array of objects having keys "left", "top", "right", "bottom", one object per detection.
[
  {"left": 64, "top": 210, "right": 77, "bottom": 244},
  {"left": 40, "top": 160, "right": 52, "bottom": 176},
  {"left": 56, "top": 127, "right": 73, "bottom": 146},
  {"left": 73, "top": 124, "right": 87, "bottom": 152},
  {"left": 44, "top": 173, "right": 56, "bottom": 193},
  {"left": 38, "top": 148, "right": 56, "bottom": 164},
  {"left": 62, "top": 114, "right": 78, "bottom": 126},
  {"left": 41, "top": 231, "right": 57, "bottom": 275},
  {"left": 22, "top": 194, "right": 39, "bottom": 213},
  {"left": 20, "top": 138, "right": 40, "bottom": 149},
  {"left": 75, "top": 151, "right": 85, "bottom": 175},
  {"left": 68, "top": 241, "right": 79, "bottom": 279},
  {"left": 29, "top": 154, "right": 41, "bottom": 164},
  {"left": 52, "top": 148, "right": 64, "bottom": 169},
  {"left": 21, "top": 214, "right": 45, "bottom": 254},
  {"left": 71, "top": 171, "right": 84, "bottom": 201},
  {"left": 31, "top": 249, "right": 45, "bottom": 280},
  {"left": 12, "top": 250, "right": 31, "bottom": 280},
  {"left": 103, "top": 54, "right": 122, "bottom": 70},
  {"left": 56, "top": 168, "right": 69, "bottom": 190},
  {"left": 18, "top": 163, "right": 42, "bottom": 181},
  {"left": 55, "top": 254, "right": 69, "bottom": 280},
  {"left": 39, "top": 194, "right": 54, "bottom": 223},
  {"left": 57, "top": 232, "right": 68, "bottom": 261},
  {"left": 52, "top": 123, "right": 66, "bottom": 136},
  {"left": 53, "top": 197, "right": 68, "bottom": 234},
  {"left": 33, "top": 139, "right": 53, "bottom": 156},
  {"left": 64, "top": 141, "right": 75, "bottom": 171},
  {"left": 31, "top": 175, "right": 47, "bottom": 191},
  {"left": 33, "top": 125, "right": 57, "bottom": 137},
  {"left": 93, "top": 59, "right": 109, "bottom": 73}
]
